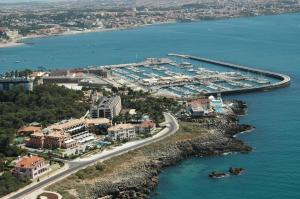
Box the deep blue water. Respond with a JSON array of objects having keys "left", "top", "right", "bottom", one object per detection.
[{"left": 1, "top": 13, "right": 300, "bottom": 199}]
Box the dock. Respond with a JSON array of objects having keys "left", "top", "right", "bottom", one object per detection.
[{"left": 168, "top": 53, "right": 291, "bottom": 95}]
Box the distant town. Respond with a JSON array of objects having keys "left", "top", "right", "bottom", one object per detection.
[{"left": 1, "top": 0, "right": 300, "bottom": 47}]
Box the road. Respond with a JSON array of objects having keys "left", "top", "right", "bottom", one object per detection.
[{"left": 8, "top": 112, "right": 179, "bottom": 199}]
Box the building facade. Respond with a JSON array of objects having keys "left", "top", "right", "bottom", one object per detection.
[
  {"left": 0, "top": 78, "right": 33, "bottom": 91},
  {"left": 107, "top": 123, "right": 136, "bottom": 141},
  {"left": 12, "top": 155, "right": 49, "bottom": 179},
  {"left": 90, "top": 95, "right": 122, "bottom": 120},
  {"left": 26, "top": 118, "right": 111, "bottom": 150},
  {"left": 187, "top": 98, "right": 213, "bottom": 117},
  {"left": 139, "top": 119, "right": 156, "bottom": 134}
]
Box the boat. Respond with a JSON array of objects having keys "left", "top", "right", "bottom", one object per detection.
[
  {"left": 209, "top": 171, "right": 229, "bottom": 179},
  {"left": 229, "top": 167, "right": 245, "bottom": 175},
  {"left": 180, "top": 62, "right": 192, "bottom": 66},
  {"left": 257, "top": 79, "right": 270, "bottom": 84}
]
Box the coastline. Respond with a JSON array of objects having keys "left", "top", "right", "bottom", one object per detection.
[
  {"left": 1, "top": 11, "right": 300, "bottom": 49},
  {"left": 47, "top": 100, "right": 253, "bottom": 199},
  {"left": 0, "top": 41, "right": 24, "bottom": 48},
  {"left": 0, "top": 20, "right": 176, "bottom": 49}
]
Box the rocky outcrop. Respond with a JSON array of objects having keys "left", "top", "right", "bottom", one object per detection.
[
  {"left": 85, "top": 101, "right": 253, "bottom": 199},
  {"left": 225, "top": 99, "right": 248, "bottom": 116}
]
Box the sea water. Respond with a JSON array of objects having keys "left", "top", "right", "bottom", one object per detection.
[{"left": 1, "top": 12, "right": 300, "bottom": 199}]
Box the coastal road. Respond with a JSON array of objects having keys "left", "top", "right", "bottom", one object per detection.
[{"left": 7, "top": 112, "right": 179, "bottom": 199}]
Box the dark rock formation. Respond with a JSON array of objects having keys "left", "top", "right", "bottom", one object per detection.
[{"left": 86, "top": 101, "right": 253, "bottom": 199}]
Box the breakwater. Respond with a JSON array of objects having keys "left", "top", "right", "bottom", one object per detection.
[{"left": 169, "top": 54, "right": 291, "bottom": 95}]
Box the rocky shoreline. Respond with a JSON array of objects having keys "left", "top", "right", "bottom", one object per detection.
[{"left": 48, "top": 100, "right": 253, "bottom": 199}]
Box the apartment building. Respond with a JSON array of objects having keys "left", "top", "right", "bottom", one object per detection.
[{"left": 107, "top": 123, "right": 136, "bottom": 141}]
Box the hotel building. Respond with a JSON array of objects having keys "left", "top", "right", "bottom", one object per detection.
[
  {"left": 90, "top": 95, "right": 122, "bottom": 120},
  {"left": 27, "top": 118, "right": 111, "bottom": 150}
]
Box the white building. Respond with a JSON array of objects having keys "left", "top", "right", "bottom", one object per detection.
[
  {"left": 12, "top": 155, "right": 49, "bottom": 179},
  {"left": 0, "top": 78, "right": 33, "bottom": 91},
  {"left": 107, "top": 123, "right": 136, "bottom": 141},
  {"left": 90, "top": 95, "right": 122, "bottom": 120},
  {"left": 209, "top": 95, "right": 225, "bottom": 113}
]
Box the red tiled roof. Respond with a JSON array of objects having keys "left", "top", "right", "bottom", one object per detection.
[
  {"left": 17, "top": 126, "right": 42, "bottom": 135},
  {"left": 29, "top": 72, "right": 40, "bottom": 77},
  {"left": 187, "top": 98, "right": 210, "bottom": 107},
  {"left": 16, "top": 156, "right": 45, "bottom": 169}
]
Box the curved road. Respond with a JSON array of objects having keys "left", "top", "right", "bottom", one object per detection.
[{"left": 8, "top": 112, "right": 179, "bottom": 199}]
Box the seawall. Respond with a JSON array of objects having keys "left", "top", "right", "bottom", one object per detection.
[{"left": 168, "top": 53, "right": 291, "bottom": 96}]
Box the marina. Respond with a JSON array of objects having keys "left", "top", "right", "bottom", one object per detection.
[{"left": 92, "top": 54, "right": 289, "bottom": 98}]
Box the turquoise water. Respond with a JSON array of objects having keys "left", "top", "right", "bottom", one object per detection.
[{"left": 1, "top": 13, "right": 300, "bottom": 199}]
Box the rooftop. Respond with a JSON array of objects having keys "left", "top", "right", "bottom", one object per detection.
[
  {"left": 108, "top": 123, "right": 135, "bottom": 132},
  {"left": 64, "top": 139, "right": 77, "bottom": 144},
  {"left": 17, "top": 126, "right": 42, "bottom": 134},
  {"left": 97, "top": 95, "right": 121, "bottom": 109},
  {"left": 47, "top": 131, "right": 70, "bottom": 139},
  {"left": 47, "top": 118, "right": 111, "bottom": 132},
  {"left": 0, "top": 78, "right": 33, "bottom": 83},
  {"left": 30, "top": 132, "right": 45, "bottom": 137},
  {"left": 187, "top": 98, "right": 210, "bottom": 108},
  {"left": 48, "top": 118, "right": 86, "bottom": 131},
  {"left": 16, "top": 155, "right": 45, "bottom": 169},
  {"left": 85, "top": 118, "right": 111, "bottom": 125},
  {"left": 140, "top": 120, "right": 155, "bottom": 129},
  {"left": 191, "top": 106, "right": 204, "bottom": 112}
]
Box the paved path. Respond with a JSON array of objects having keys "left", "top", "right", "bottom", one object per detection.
[{"left": 6, "top": 112, "right": 179, "bottom": 199}]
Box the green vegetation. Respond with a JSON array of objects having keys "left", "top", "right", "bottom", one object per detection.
[
  {"left": 47, "top": 121, "right": 207, "bottom": 199},
  {"left": 0, "top": 84, "right": 89, "bottom": 159},
  {"left": 0, "top": 129, "right": 26, "bottom": 160},
  {"left": 0, "top": 84, "right": 89, "bottom": 197},
  {"left": 0, "top": 172, "right": 31, "bottom": 197},
  {"left": 113, "top": 87, "right": 182, "bottom": 125},
  {"left": 0, "top": 84, "right": 88, "bottom": 130},
  {"left": 75, "top": 163, "right": 106, "bottom": 180},
  {"left": 0, "top": 31, "right": 9, "bottom": 41}
]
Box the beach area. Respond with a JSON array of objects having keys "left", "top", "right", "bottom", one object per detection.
[
  {"left": 0, "top": 20, "right": 176, "bottom": 49},
  {"left": 0, "top": 40, "right": 24, "bottom": 48}
]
